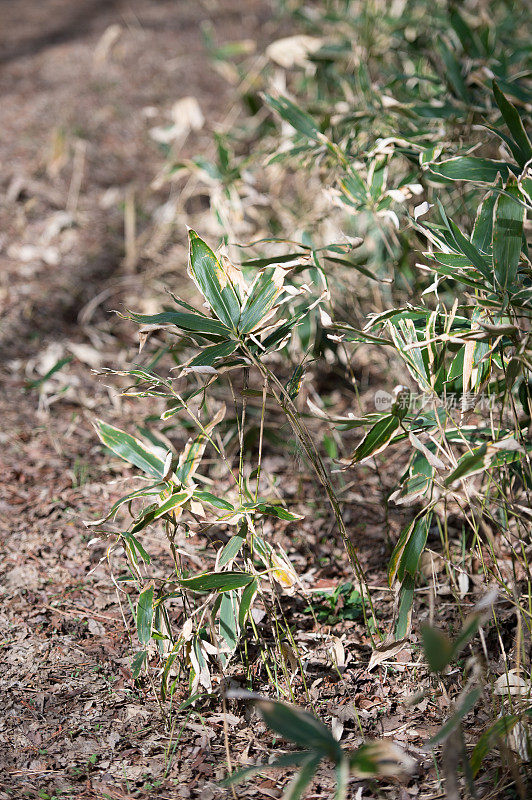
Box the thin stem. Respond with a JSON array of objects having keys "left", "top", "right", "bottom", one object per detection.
[
  {"left": 242, "top": 343, "right": 379, "bottom": 640},
  {"left": 255, "top": 377, "right": 268, "bottom": 502}
]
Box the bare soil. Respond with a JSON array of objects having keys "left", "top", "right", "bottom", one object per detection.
[{"left": 0, "top": 2, "right": 515, "bottom": 799}]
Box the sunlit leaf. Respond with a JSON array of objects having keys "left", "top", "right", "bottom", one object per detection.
[
  {"left": 188, "top": 230, "right": 241, "bottom": 329},
  {"left": 351, "top": 415, "right": 401, "bottom": 462},
  {"left": 95, "top": 420, "right": 165, "bottom": 479},
  {"left": 178, "top": 571, "right": 254, "bottom": 592},
  {"left": 127, "top": 309, "right": 231, "bottom": 337},
  {"left": 238, "top": 269, "right": 285, "bottom": 333},
  {"left": 218, "top": 534, "right": 246, "bottom": 567},
  {"left": 130, "top": 490, "right": 191, "bottom": 533}
]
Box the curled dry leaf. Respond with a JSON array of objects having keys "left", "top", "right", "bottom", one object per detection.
[
  {"left": 368, "top": 638, "right": 411, "bottom": 672},
  {"left": 150, "top": 97, "right": 204, "bottom": 144},
  {"left": 494, "top": 670, "right": 531, "bottom": 697},
  {"left": 266, "top": 35, "right": 323, "bottom": 69}
]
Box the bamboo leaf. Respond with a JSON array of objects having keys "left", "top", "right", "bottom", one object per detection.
[
  {"left": 470, "top": 715, "right": 519, "bottom": 776},
  {"left": 188, "top": 230, "right": 241, "bottom": 329},
  {"left": 127, "top": 309, "right": 231, "bottom": 337},
  {"left": 131, "top": 650, "right": 147, "bottom": 678},
  {"left": 264, "top": 93, "right": 319, "bottom": 140},
  {"left": 421, "top": 625, "right": 454, "bottom": 672},
  {"left": 219, "top": 591, "right": 239, "bottom": 652},
  {"left": 123, "top": 532, "right": 151, "bottom": 565},
  {"left": 428, "top": 157, "right": 512, "bottom": 184},
  {"left": 221, "top": 751, "right": 314, "bottom": 787},
  {"left": 178, "top": 571, "right": 254, "bottom": 593},
  {"left": 218, "top": 534, "right": 246, "bottom": 567},
  {"left": 283, "top": 754, "right": 322, "bottom": 800},
  {"left": 183, "top": 339, "right": 237, "bottom": 369},
  {"left": 493, "top": 180, "right": 525, "bottom": 291},
  {"left": 493, "top": 81, "right": 532, "bottom": 167},
  {"left": 130, "top": 490, "right": 191, "bottom": 533},
  {"left": 137, "top": 586, "right": 154, "bottom": 645},
  {"left": 238, "top": 269, "right": 285, "bottom": 333},
  {"left": 395, "top": 575, "right": 415, "bottom": 640},
  {"left": 471, "top": 179, "right": 502, "bottom": 253},
  {"left": 351, "top": 415, "right": 400, "bottom": 462},
  {"left": 95, "top": 420, "right": 165, "bottom": 479},
  {"left": 425, "top": 688, "right": 482, "bottom": 748},
  {"left": 194, "top": 491, "right": 234, "bottom": 511},
  {"left": 254, "top": 699, "right": 343, "bottom": 760},
  {"left": 238, "top": 578, "right": 258, "bottom": 627}
]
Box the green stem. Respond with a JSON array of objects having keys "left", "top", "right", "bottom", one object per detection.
[{"left": 242, "top": 344, "right": 378, "bottom": 640}]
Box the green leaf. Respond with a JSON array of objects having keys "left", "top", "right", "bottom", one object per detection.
[
  {"left": 253, "top": 503, "right": 303, "bottom": 521},
  {"left": 264, "top": 93, "right": 319, "bottom": 140},
  {"left": 185, "top": 339, "right": 237, "bottom": 369},
  {"left": 26, "top": 355, "right": 73, "bottom": 389},
  {"left": 470, "top": 715, "right": 519, "bottom": 776},
  {"left": 397, "top": 513, "right": 432, "bottom": 583},
  {"left": 484, "top": 124, "right": 528, "bottom": 168},
  {"left": 188, "top": 230, "right": 241, "bottom": 329},
  {"left": 493, "top": 81, "right": 532, "bottom": 167},
  {"left": 446, "top": 217, "right": 492, "bottom": 282},
  {"left": 123, "top": 532, "right": 151, "bottom": 565},
  {"left": 130, "top": 490, "right": 191, "bottom": 533},
  {"left": 221, "top": 751, "right": 314, "bottom": 787},
  {"left": 218, "top": 534, "right": 246, "bottom": 567},
  {"left": 437, "top": 37, "right": 470, "bottom": 103},
  {"left": 333, "top": 757, "right": 349, "bottom": 800},
  {"left": 178, "top": 571, "right": 254, "bottom": 593},
  {"left": 395, "top": 575, "right": 415, "bottom": 640},
  {"left": 95, "top": 420, "right": 165, "bottom": 479},
  {"left": 426, "top": 687, "right": 482, "bottom": 748},
  {"left": 339, "top": 172, "right": 367, "bottom": 205},
  {"left": 131, "top": 649, "right": 147, "bottom": 678},
  {"left": 219, "top": 591, "right": 239, "bottom": 653},
  {"left": 127, "top": 309, "right": 231, "bottom": 337},
  {"left": 449, "top": 8, "right": 480, "bottom": 56},
  {"left": 449, "top": 612, "right": 484, "bottom": 662},
  {"left": 238, "top": 578, "right": 258, "bottom": 627},
  {"left": 471, "top": 180, "right": 502, "bottom": 253},
  {"left": 193, "top": 491, "right": 234, "bottom": 511},
  {"left": 444, "top": 443, "right": 488, "bottom": 485},
  {"left": 352, "top": 415, "right": 400, "bottom": 462},
  {"left": 255, "top": 700, "right": 343, "bottom": 761},
  {"left": 387, "top": 519, "right": 414, "bottom": 585},
  {"left": 493, "top": 180, "right": 525, "bottom": 291},
  {"left": 283, "top": 754, "right": 323, "bottom": 800},
  {"left": 238, "top": 270, "right": 284, "bottom": 334},
  {"left": 241, "top": 253, "right": 305, "bottom": 268},
  {"left": 428, "top": 157, "right": 512, "bottom": 184},
  {"left": 324, "top": 255, "right": 384, "bottom": 283},
  {"left": 136, "top": 587, "right": 154, "bottom": 645}
]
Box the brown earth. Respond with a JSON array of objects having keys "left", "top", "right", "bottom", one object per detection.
[{"left": 0, "top": 2, "right": 510, "bottom": 799}]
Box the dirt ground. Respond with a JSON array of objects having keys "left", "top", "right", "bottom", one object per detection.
[{"left": 0, "top": 2, "right": 513, "bottom": 799}]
